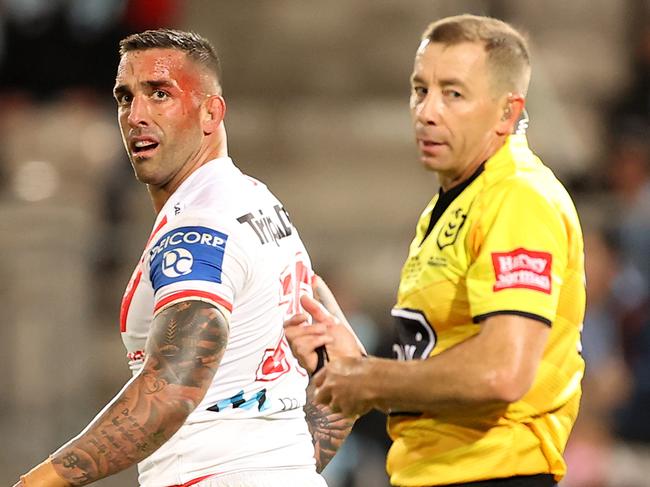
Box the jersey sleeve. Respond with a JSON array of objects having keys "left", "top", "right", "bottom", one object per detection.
[
  {"left": 466, "top": 182, "right": 569, "bottom": 325},
  {"left": 144, "top": 211, "right": 250, "bottom": 316}
]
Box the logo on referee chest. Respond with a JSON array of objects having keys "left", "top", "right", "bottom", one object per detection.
[{"left": 437, "top": 207, "right": 467, "bottom": 249}]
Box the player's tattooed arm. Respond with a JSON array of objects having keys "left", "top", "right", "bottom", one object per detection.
[
  {"left": 304, "top": 276, "right": 359, "bottom": 472},
  {"left": 304, "top": 380, "right": 356, "bottom": 473},
  {"left": 49, "top": 301, "right": 229, "bottom": 485}
]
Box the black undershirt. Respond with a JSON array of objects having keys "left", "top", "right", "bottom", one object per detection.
[{"left": 421, "top": 162, "right": 485, "bottom": 245}]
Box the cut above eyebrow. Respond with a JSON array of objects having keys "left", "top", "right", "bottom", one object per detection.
[{"left": 144, "top": 80, "right": 176, "bottom": 89}]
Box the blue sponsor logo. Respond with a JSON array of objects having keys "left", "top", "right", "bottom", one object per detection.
[{"left": 149, "top": 226, "right": 228, "bottom": 292}]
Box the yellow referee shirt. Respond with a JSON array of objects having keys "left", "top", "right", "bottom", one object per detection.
[{"left": 387, "top": 134, "right": 585, "bottom": 486}]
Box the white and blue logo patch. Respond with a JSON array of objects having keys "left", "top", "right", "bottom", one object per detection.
[
  {"left": 162, "top": 248, "right": 194, "bottom": 278},
  {"left": 149, "top": 226, "right": 228, "bottom": 292}
]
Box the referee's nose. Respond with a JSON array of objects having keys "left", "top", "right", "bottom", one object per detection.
[{"left": 414, "top": 89, "right": 442, "bottom": 127}]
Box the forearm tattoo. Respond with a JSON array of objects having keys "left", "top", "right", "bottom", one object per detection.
[
  {"left": 50, "top": 301, "right": 228, "bottom": 485},
  {"left": 304, "top": 381, "right": 355, "bottom": 473}
]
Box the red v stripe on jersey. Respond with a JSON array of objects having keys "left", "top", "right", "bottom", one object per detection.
[
  {"left": 120, "top": 215, "right": 168, "bottom": 332},
  {"left": 167, "top": 473, "right": 217, "bottom": 487},
  {"left": 120, "top": 269, "right": 142, "bottom": 332},
  {"left": 147, "top": 215, "right": 169, "bottom": 247}
]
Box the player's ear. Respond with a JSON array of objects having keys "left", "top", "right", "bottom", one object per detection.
[
  {"left": 495, "top": 94, "right": 524, "bottom": 136},
  {"left": 202, "top": 95, "right": 226, "bottom": 135}
]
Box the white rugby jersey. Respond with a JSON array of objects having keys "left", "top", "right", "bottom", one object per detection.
[{"left": 119, "top": 157, "right": 319, "bottom": 487}]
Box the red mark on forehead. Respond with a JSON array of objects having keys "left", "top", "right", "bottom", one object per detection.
[{"left": 116, "top": 48, "right": 203, "bottom": 95}]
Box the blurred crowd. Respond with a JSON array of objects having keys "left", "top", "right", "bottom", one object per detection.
[
  {"left": 0, "top": 1, "right": 648, "bottom": 486},
  {"left": 562, "top": 27, "right": 650, "bottom": 487}
]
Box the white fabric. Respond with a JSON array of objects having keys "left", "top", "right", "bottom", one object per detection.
[
  {"left": 118, "top": 157, "right": 320, "bottom": 487},
  {"left": 193, "top": 469, "right": 328, "bottom": 487}
]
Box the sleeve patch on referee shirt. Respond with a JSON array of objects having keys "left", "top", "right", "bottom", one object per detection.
[
  {"left": 149, "top": 226, "right": 228, "bottom": 292},
  {"left": 491, "top": 248, "right": 552, "bottom": 294}
]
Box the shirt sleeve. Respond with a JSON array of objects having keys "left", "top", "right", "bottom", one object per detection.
[
  {"left": 144, "top": 211, "right": 250, "bottom": 316},
  {"left": 466, "top": 182, "right": 569, "bottom": 325}
]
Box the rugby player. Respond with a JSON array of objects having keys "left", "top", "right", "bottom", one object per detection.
[{"left": 15, "top": 29, "right": 353, "bottom": 487}]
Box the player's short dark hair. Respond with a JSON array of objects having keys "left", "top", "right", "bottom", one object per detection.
[
  {"left": 422, "top": 14, "right": 531, "bottom": 96},
  {"left": 119, "top": 29, "right": 221, "bottom": 82}
]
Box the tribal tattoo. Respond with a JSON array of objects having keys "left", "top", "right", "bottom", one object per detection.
[
  {"left": 304, "top": 381, "right": 355, "bottom": 473},
  {"left": 50, "top": 301, "right": 229, "bottom": 485},
  {"left": 305, "top": 276, "right": 357, "bottom": 472}
]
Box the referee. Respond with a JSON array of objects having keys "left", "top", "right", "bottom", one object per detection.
[{"left": 285, "top": 14, "right": 586, "bottom": 487}]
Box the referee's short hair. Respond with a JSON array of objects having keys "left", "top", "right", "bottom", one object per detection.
[{"left": 422, "top": 15, "right": 531, "bottom": 97}]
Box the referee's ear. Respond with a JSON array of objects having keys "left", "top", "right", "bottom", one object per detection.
[
  {"left": 496, "top": 94, "right": 524, "bottom": 136},
  {"left": 202, "top": 95, "right": 226, "bottom": 135}
]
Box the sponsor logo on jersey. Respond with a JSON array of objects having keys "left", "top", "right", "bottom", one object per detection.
[
  {"left": 391, "top": 308, "right": 436, "bottom": 361},
  {"left": 127, "top": 349, "right": 145, "bottom": 362},
  {"left": 256, "top": 337, "right": 291, "bottom": 381},
  {"left": 150, "top": 227, "right": 226, "bottom": 261},
  {"left": 149, "top": 226, "right": 228, "bottom": 292},
  {"left": 492, "top": 248, "right": 552, "bottom": 294},
  {"left": 162, "top": 248, "right": 194, "bottom": 278},
  {"left": 237, "top": 204, "right": 293, "bottom": 246},
  {"left": 207, "top": 388, "right": 269, "bottom": 413}
]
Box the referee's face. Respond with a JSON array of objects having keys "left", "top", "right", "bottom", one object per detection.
[
  {"left": 410, "top": 41, "right": 510, "bottom": 190},
  {"left": 114, "top": 48, "right": 207, "bottom": 188}
]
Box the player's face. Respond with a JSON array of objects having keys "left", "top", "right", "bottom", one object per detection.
[
  {"left": 114, "top": 48, "right": 206, "bottom": 187},
  {"left": 410, "top": 41, "right": 506, "bottom": 187}
]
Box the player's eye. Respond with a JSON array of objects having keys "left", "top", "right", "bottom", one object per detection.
[
  {"left": 153, "top": 90, "right": 169, "bottom": 100},
  {"left": 116, "top": 93, "right": 132, "bottom": 105}
]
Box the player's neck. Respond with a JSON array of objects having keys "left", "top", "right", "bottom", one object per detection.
[{"left": 149, "top": 138, "right": 228, "bottom": 214}]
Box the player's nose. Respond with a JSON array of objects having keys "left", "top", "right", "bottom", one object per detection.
[{"left": 127, "top": 94, "right": 151, "bottom": 128}]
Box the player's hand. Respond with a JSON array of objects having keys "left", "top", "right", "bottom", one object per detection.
[
  {"left": 312, "top": 356, "right": 375, "bottom": 417},
  {"left": 284, "top": 295, "right": 363, "bottom": 375},
  {"left": 284, "top": 311, "right": 332, "bottom": 374},
  {"left": 14, "top": 458, "right": 70, "bottom": 487}
]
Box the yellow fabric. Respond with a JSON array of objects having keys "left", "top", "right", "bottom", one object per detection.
[
  {"left": 387, "top": 134, "right": 585, "bottom": 486},
  {"left": 21, "top": 458, "right": 70, "bottom": 487}
]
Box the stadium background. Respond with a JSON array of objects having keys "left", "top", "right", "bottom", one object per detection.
[{"left": 1, "top": 0, "right": 649, "bottom": 485}]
